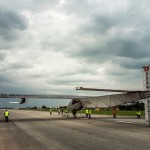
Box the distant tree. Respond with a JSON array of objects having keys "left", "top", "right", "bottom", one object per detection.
[
  {"left": 42, "top": 106, "right": 47, "bottom": 109},
  {"left": 119, "top": 102, "right": 144, "bottom": 111},
  {"left": 134, "top": 102, "right": 144, "bottom": 111},
  {"left": 33, "top": 106, "right": 37, "bottom": 109}
]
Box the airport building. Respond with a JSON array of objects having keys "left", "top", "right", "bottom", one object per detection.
[{"left": 143, "top": 65, "right": 150, "bottom": 126}]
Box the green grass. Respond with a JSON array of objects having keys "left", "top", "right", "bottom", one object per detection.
[
  {"left": 21, "top": 108, "right": 145, "bottom": 117},
  {"left": 78, "top": 110, "right": 145, "bottom": 116}
]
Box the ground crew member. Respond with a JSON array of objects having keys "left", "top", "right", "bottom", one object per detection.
[
  {"left": 50, "top": 108, "right": 52, "bottom": 115},
  {"left": 58, "top": 109, "right": 61, "bottom": 115},
  {"left": 65, "top": 109, "right": 68, "bottom": 117},
  {"left": 136, "top": 110, "right": 141, "bottom": 118},
  {"left": 4, "top": 110, "right": 9, "bottom": 122},
  {"left": 61, "top": 109, "right": 64, "bottom": 115},
  {"left": 88, "top": 109, "right": 91, "bottom": 119},
  {"left": 85, "top": 109, "right": 88, "bottom": 118},
  {"left": 113, "top": 108, "right": 117, "bottom": 118}
]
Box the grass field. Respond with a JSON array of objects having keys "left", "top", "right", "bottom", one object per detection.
[
  {"left": 78, "top": 110, "right": 145, "bottom": 116},
  {"left": 27, "top": 108, "right": 145, "bottom": 117}
]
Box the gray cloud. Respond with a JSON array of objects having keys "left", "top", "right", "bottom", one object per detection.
[
  {"left": 0, "top": 0, "right": 59, "bottom": 12},
  {"left": 61, "top": 0, "right": 150, "bottom": 70},
  {"left": 80, "top": 15, "right": 114, "bottom": 35},
  {"left": 0, "top": 0, "right": 150, "bottom": 107},
  {"left": 0, "top": 9, "right": 28, "bottom": 41},
  {"left": 0, "top": 51, "right": 6, "bottom": 61},
  {"left": 113, "top": 57, "right": 150, "bottom": 70}
]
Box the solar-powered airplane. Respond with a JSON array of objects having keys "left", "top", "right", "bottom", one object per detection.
[{"left": 0, "top": 87, "right": 150, "bottom": 117}]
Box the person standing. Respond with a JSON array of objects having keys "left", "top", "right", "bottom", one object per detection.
[
  {"left": 50, "top": 108, "right": 52, "bottom": 115},
  {"left": 88, "top": 109, "right": 91, "bottom": 119},
  {"left": 65, "top": 109, "right": 68, "bottom": 117},
  {"left": 113, "top": 108, "right": 117, "bottom": 118},
  {"left": 85, "top": 109, "right": 88, "bottom": 118},
  {"left": 136, "top": 110, "right": 141, "bottom": 118},
  {"left": 61, "top": 109, "right": 64, "bottom": 115},
  {"left": 4, "top": 110, "right": 9, "bottom": 122},
  {"left": 58, "top": 109, "right": 61, "bottom": 115}
]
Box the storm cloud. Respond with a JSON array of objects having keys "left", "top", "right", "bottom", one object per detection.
[
  {"left": 0, "top": 9, "right": 28, "bottom": 41},
  {"left": 0, "top": 0, "right": 150, "bottom": 107}
]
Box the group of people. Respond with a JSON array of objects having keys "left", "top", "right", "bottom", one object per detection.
[
  {"left": 112, "top": 108, "right": 141, "bottom": 119},
  {"left": 50, "top": 108, "right": 69, "bottom": 116},
  {"left": 85, "top": 109, "right": 92, "bottom": 119},
  {"left": 85, "top": 108, "right": 118, "bottom": 119},
  {"left": 50, "top": 108, "right": 142, "bottom": 119},
  {"left": 2, "top": 108, "right": 142, "bottom": 123}
]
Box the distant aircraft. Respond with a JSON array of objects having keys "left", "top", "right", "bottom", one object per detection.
[{"left": 0, "top": 87, "right": 150, "bottom": 117}]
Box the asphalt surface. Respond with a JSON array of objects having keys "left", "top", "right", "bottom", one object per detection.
[{"left": 0, "top": 109, "right": 150, "bottom": 150}]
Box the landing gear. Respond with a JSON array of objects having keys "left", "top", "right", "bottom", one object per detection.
[{"left": 72, "top": 110, "right": 77, "bottom": 118}]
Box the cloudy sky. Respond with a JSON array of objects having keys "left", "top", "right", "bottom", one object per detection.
[{"left": 0, "top": 0, "right": 150, "bottom": 107}]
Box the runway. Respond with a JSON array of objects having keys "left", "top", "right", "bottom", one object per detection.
[{"left": 0, "top": 109, "right": 150, "bottom": 150}]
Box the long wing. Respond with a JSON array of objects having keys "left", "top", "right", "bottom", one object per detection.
[
  {"left": 1, "top": 91, "right": 150, "bottom": 108},
  {"left": 0, "top": 94, "right": 94, "bottom": 104},
  {"left": 79, "top": 91, "right": 150, "bottom": 108},
  {"left": 0, "top": 94, "right": 93, "bottom": 99},
  {"left": 76, "top": 87, "right": 142, "bottom": 92}
]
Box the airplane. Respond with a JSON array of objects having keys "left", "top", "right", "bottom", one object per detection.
[{"left": 0, "top": 87, "right": 150, "bottom": 118}]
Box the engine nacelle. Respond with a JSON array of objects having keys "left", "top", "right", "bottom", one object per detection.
[{"left": 68, "top": 99, "right": 83, "bottom": 111}]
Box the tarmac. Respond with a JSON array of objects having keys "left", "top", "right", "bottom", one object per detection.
[
  {"left": 77, "top": 113, "right": 147, "bottom": 126},
  {"left": 0, "top": 110, "right": 150, "bottom": 150},
  {"left": 0, "top": 110, "right": 147, "bottom": 126}
]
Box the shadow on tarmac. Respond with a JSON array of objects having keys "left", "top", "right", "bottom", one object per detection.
[
  {"left": 0, "top": 116, "right": 144, "bottom": 123},
  {"left": 0, "top": 117, "right": 80, "bottom": 123}
]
